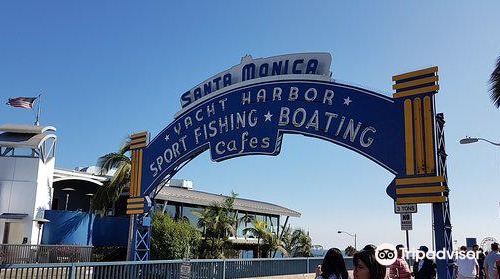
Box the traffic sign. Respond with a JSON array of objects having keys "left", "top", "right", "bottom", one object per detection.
[
  {"left": 400, "top": 213, "right": 413, "bottom": 230},
  {"left": 395, "top": 203, "right": 417, "bottom": 214}
]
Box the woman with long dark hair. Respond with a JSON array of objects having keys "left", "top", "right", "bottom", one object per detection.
[
  {"left": 353, "top": 249, "right": 386, "bottom": 279},
  {"left": 316, "top": 248, "right": 349, "bottom": 279}
]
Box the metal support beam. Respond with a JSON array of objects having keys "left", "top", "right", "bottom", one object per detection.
[
  {"left": 131, "top": 213, "right": 152, "bottom": 261},
  {"left": 433, "top": 113, "right": 454, "bottom": 279}
]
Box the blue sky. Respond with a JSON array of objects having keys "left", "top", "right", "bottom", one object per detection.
[{"left": 1, "top": 1, "right": 500, "bottom": 250}]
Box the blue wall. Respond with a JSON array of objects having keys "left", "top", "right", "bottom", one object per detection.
[{"left": 42, "top": 210, "right": 129, "bottom": 247}]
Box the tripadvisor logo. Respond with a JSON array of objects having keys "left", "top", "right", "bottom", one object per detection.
[
  {"left": 375, "top": 243, "right": 481, "bottom": 266},
  {"left": 375, "top": 243, "right": 398, "bottom": 266}
]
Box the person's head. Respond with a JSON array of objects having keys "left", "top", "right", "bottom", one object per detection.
[
  {"left": 396, "top": 244, "right": 405, "bottom": 258},
  {"left": 363, "top": 244, "right": 377, "bottom": 252},
  {"left": 353, "top": 250, "right": 386, "bottom": 279},
  {"left": 321, "top": 248, "right": 349, "bottom": 279},
  {"left": 460, "top": 246, "right": 467, "bottom": 252},
  {"left": 491, "top": 243, "right": 499, "bottom": 252},
  {"left": 473, "top": 245, "right": 479, "bottom": 252},
  {"left": 418, "top": 246, "right": 429, "bottom": 259}
]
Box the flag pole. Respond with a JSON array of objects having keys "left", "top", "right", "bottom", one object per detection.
[{"left": 35, "top": 94, "right": 41, "bottom": 126}]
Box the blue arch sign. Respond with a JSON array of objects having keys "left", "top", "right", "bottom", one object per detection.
[
  {"left": 126, "top": 53, "right": 454, "bottom": 279},
  {"left": 129, "top": 53, "right": 447, "bottom": 205},
  {"left": 147, "top": 78, "right": 402, "bottom": 190}
]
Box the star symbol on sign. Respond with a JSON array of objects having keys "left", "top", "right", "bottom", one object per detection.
[
  {"left": 165, "top": 134, "right": 170, "bottom": 142},
  {"left": 264, "top": 111, "right": 273, "bottom": 122},
  {"left": 343, "top": 97, "right": 353, "bottom": 106}
]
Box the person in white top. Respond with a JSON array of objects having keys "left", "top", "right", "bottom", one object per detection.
[
  {"left": 485, "top": 243, "right": 500, "bottom": 279},
  {"left": 455, "top": 246, "right": 479, "bottom": 279},
  {"left": 315, "top": 248, "right": 349, "bottom": 279}
]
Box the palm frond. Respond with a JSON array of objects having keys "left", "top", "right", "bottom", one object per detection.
[
  {"left": 97, "top": 153, "right": 130, "bottom": 175},
  {"left": 489, "top": 56, "right": 500, "bottom": 108}
]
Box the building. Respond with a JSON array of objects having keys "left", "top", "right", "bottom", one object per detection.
[
  {"left": 0, "top": 123, "right": 300, "bottom": 258},
  {"left": 0, "top": 124, "right": 56, "bottom": 245},
  {"left": 154, "top": 179, "right": 300, "bottom": 257}
]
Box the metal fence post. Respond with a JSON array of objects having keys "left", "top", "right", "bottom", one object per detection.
[
  {"left": 222, "top": 259, "right": 226, "bottom": 279},
  {"left": 307, "top": 258, "right": 310, "bottom": 274},
  {"left": 69, "top": 263, "right": 76, "bottom": 279}
]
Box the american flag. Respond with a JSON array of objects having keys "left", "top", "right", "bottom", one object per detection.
[{"left": 6, "top": 97, "right": 37, "bottom": 109}]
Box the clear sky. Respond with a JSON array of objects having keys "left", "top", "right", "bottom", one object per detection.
[{"left": 1, "top": 1, "right": 500, "bottom": 251}]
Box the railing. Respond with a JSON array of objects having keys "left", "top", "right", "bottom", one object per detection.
[
  {"left": 0, "top": 257, "right": 354, "bottom": 279},
  {"left": 0, "top": 245, "right": 92, "bottom": 264}
]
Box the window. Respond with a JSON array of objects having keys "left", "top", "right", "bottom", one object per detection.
[
  {"left": 163, "top": 203, "right": 178, "bottom": 219},
  {"left": 181, "top": 205, "right": 203, "bottom": 228}
]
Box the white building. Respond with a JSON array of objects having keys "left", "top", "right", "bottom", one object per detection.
[{"left": 0, "top": 124, "right": 56, "bottom": 244}]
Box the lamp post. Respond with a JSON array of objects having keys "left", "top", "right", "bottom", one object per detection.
[
  {"left": 459, "top": 137, "right": 500, "bottom": 146},
  {"left": 61, "top": 188, "right": 75, "bottom": 211},
  {"left": 338, "top": 230, "right": 357, "bottom": 250},
  {"left": 32, "top": 218, "right": 50, "bottom": 245}
]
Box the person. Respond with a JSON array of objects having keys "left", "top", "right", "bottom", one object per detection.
[
  {"left": 484, "top": 243, "right": 500, "bottom": 279},
  {"left": 473, "top": 245, "right": 485, "bottom": 279},
  {"left": 455, "top": 246, "right": 479, "bottom": 279},
  {"left": 389, "top": 244, "right": 411, "bottom": 279},
  {"left": 412, "top": 246, "right": 437, "bottom": 279},
  {"left": 363, "top": 244, "right": 377, "bottom": 252},
  {"left": 353, "top": 249, "right": 386, "bottom": 279},
  {"left": 315, "top": 248, "right": 349, "bottom": 279}
]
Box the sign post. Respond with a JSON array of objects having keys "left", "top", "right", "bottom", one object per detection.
[{"left": 400, "top": 213, "right": 412, "bottom": 249}]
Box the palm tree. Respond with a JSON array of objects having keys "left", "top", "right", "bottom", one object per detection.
[
  {"left": 291, "top": 229, "right": 313, "bottom": 257},
  {"left": 489, "top": 57, "right": 500, "bottom": 108},
  {"left": 243, "top": 220, "right": 269, "bottom": 258},
  {"left": 262, "top": 231, "right": 288, "bottom": 258},
  {"left": 345, "top": 245, "right": 357, "bottom": 256},
  {"left": 91, "top": 140, "right": 131, "bottom": 215},
  {"left": 195, "top": 192, "right": 238, "bottom": 258},
  {"left": 279, "top": 225, "right": 294, "bottom": 256}
]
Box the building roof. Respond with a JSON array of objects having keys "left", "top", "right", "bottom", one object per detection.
[
  {"left": 0, "top": 132, "right": 57, "bottom": 149},
  {"left": 0, "top": 124, "right": 56, "bottom": 134},
  {"left": 53, "top": 168, "right": 110, "bottom": 186},
  {"left": 155, "top": 186, "right": 301, "bottom": 218},
  {"left": 0, "top": 124, "right": 57, "bottom": 149}
]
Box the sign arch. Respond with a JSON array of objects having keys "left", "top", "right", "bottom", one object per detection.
[{"left": 126, "top": 53, "right": 454, "bottom": 279}]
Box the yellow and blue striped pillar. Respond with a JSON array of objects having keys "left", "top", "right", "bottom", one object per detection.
[
  {"left": 392, "top": 67, "right": 447, "bottom": 205},
  {"left": 126, "top": 131, "right": 148, "bottom": 215}
]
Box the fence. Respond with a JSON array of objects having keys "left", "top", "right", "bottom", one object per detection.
[
  {"left": 0, "top": 245, "right": 92, "bottom": 265},
  {"left": 0, "top": 257, "right": 354, "bottom": 279}
]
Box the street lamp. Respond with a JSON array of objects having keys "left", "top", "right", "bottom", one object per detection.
[
  {"left": 460, "top": 137, "right": 500, "bottom": 146},
  {"left": 33, "top": 218, "right": 50, "bottom": 245},
  {"left": 338, "top": 230, "right": 357, "bottom": 250},
  {"left": 61, "top": 188, "right": 75, "bottom": 211}
]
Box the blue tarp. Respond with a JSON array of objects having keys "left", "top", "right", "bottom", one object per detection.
[{"left": 41, "top": 210, "right": 128, "bottom": 247}]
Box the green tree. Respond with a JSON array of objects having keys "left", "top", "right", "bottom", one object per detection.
[
  {"left": 345, "top": 245, "right": 357, "bottom": 256},
  {"left": 262, "top": 231, "right": 288, "bottom": 258},
  {"left": 92, "top": 140, "right": 131, "bottom": 215},
  {"left": 280, "top": 225, "right": 294, "bottom": 256},
  {"left": 490, "top": 57, "right": 500, "bottom": 108},
  {"left": 150, "top": 211, "right": 201, "bottom": 260},
  {"left": 280, "top": 226, "right": 313, "bottom": 257},
  {"left": 243, "top": 220, "right": 269, "bottom": 258},
  {"left": 291, "top": 229, "right": 313, "bottom": 257},
  {"left": 195, "top": 192, "right": 238, "bottom": 259}
]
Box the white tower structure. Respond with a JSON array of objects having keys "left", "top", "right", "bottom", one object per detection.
[{"left": 0, "top": 124, "right": 57, "bottom": 244}]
